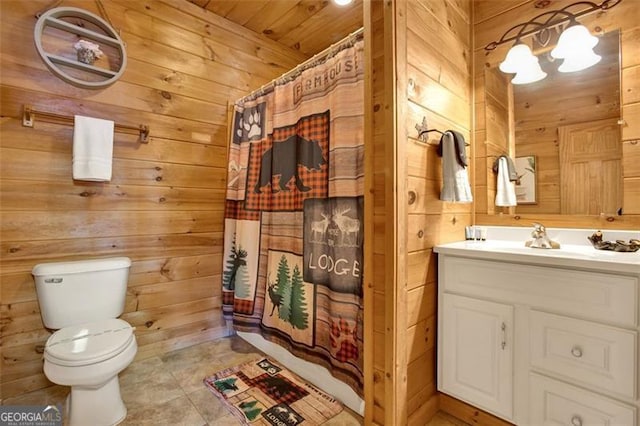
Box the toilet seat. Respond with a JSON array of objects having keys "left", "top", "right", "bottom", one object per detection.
[{"left": 45, "top": 318, "right": 134, "bottom": 367}]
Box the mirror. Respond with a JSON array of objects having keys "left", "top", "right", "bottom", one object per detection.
[{"left": 484, "top": 30, "right": 621, "bottom": 216}]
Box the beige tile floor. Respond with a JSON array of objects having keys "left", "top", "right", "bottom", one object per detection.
[{"left": 3, "top": 336, "right": 464, "bottom": 426}]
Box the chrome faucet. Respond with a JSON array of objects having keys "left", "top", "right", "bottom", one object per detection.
[{"left": 525, "top": 222, "right": 560, "bottom": 249}]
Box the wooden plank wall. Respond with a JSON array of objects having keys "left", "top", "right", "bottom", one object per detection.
[
  {"left": 368, "top": 1, "right": 387, "bottom": 424},
  {"left": 372, "top": 0, "right": 473, "bottom": 424},
  {"left": 474, "top": 0, "right": 640, "bottom": 229},
  {"left": 370, "top": 2, "right": 474, "bottom": 422},
  {"left": 385, "top": 0, "right": 407, "bottom": 424},
  {"left": 0, "top": 0, "right": 307, "bottom": 400},
  {"left": 404, "top": 0, "right": 473, "bottom": 423}
]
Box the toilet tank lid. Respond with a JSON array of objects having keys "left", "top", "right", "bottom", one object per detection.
[{"left": 32, "top": 257, "right": 131, "bottom": 276}]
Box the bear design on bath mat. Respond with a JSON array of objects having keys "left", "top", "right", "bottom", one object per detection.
[
  {"left": 258, "top": 375, "right": 308, "bottom": 402},
  {"left": 254, "top": 135, "right": 326, "bottom": 194}
]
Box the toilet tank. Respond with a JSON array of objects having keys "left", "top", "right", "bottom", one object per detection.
[{"left": 32, "top": 257, "right": 131, "bottom": 329}]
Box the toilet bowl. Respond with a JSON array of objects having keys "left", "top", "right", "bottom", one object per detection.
[
  {"left": 33, "top": 257, "right": 136, "bottom": 425},
  {"left": 43, "top": 318, "right": 137, "bottom": 426}
]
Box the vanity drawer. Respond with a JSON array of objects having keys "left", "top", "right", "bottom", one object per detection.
[
  {"left": 529, "top": 373, "right": 636, "bottom": 426},
  {"left": 441, "top": 257, "right": 638, "bottom": 327},
  {"left": 530, "top": 310, "right": 637, "bottom": 398}
]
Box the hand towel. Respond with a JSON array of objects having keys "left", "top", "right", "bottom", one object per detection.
[
  {"left": 437, "top": 129, "right": 468, "bottom": 167},
  {"left": 439, "top": 131, "right": 473, "bottom": 203},
  {"left": 495, "top": 157, "right": 517, "bottom": 206},
  {"left": 492, "top": 155, "right": 518, "bottom": 181},
  {"left": 73, "top": 115, "right": 114, "bottom": 182}
]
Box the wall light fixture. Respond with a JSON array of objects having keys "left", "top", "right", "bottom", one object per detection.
[
  {"left": 485, "top": 0, "right": 621, "bottom": 84},
  {"left": 499, "top": 43, "right": 547, "bottom": 84},
  {"left": 551, "top": 24, "right": 602, "bottom": 72}
]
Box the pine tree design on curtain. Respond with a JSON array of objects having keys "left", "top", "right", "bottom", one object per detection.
[
  {"left": 267, "top": 255, "right": 309, "bottom": 330},
  {"left": 275, "top": 255, "right": 292, "bottom": 321},
  {"left": 289, "top": 265, "right": 309, "bottom": 330},
  {"left": 222, "top": 235, "right": 248, "bottom": 296}
]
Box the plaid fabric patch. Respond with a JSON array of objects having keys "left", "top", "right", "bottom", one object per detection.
[
  {"left": 224, "top": 200, "right": 260, "bottom": 221},
  {"left": 335, "top": 340, "right": 359, "bottom": 362},
  {"left": 222, "top": 290, "right": 234, "bottom": 306},
  {"left": 244, "top": 111, "right": 330, "bottom": 212},
  {"left": 222, "top": 293, "right": 255, "bottom": 318},
  {"left": 329, "top": 317, "right": 359, "bottom": 362},
  {"left": 237, "top": 370, "right": 309, "bottom": 406},
  {"left": 234, "top": 298, "right": 254, "bottom": 315}
]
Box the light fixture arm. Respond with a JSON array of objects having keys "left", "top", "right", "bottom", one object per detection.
[{"left": 485, "top": 0, "right": 621, "bottom": 51}]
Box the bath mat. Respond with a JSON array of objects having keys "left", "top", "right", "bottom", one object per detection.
[{"left": 204, "top": 357, "right": 343, "bottom": 425}]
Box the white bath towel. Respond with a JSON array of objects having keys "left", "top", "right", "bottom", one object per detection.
[
  {"left": 73, "top": 115, "right": 114, "bottom": 181},
  {"left": 495, "top": 157, "right": 517, "bottom": 206},
  {"left": 440, "top": 131, "right": 473, "bottom": 203}
]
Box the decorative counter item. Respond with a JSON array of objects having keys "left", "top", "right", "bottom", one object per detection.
[
  {"left": 525, "top": 222, "right": 560, "bottom": 249},
  {"left": 588, "top": 230, "right": 640, "bottom": 252},
  {"left": 74, "top": 39, "right": 103, "bottom": 65}
]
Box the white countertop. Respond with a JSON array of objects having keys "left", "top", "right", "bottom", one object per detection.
[{"left": 434, "top": 227, "right": 640, "bottom": 275}]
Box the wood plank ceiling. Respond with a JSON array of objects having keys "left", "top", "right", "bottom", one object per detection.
[{"left": 187, "top": 0, "right": 363, "bottom": 57}]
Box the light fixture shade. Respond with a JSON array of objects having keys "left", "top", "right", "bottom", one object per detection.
[
  {"left": 499, "top": 44, "right": 537, "bottom": 73},
  {"left": 511, "top": 61, "right": 547, "bottom": 84},
  {"left": 333, "top": 0, "right": 353, "bottom": 5},
  {"left": 551, "top": 24, "right": 599, "bottom": 59},
  {"left": 557, "top": 50, "right": 602, "bottom": 72}
]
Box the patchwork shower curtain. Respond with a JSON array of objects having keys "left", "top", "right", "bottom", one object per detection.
[{"left": 222, "top": 38, "right": 364, "bottom": 395}]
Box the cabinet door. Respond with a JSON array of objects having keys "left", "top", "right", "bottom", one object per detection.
[{"left": 441, "top": 294, "right": 514, "bottom": 420}]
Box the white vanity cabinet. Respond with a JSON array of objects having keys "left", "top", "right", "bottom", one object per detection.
[
  {"left": 441, "top": 294, "right": 514, "bottom": 419},
  {"left": 435, "top": 238, "right": 640, "bottom": 426}
]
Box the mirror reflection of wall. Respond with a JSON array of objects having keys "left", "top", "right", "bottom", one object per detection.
[{"left": 485, "top": 30, "right": 621, "bottom": 216}]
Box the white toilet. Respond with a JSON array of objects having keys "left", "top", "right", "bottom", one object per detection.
[{"left": 32, "top": 257, "right": 137, "bottom": 426}]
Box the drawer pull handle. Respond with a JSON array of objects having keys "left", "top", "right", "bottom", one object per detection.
[
  {"left": 571, "top": 415, "right": 583, "bottom": 426},
  {"left": 501, "top": 322, "right": 506, "bottom": 350},
  {"left": 571, "top": 346, "right": 583, "bottom": 358}
]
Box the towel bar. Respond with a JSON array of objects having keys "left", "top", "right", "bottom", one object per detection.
[{"left": 22, "top": 105, "right": 150, "bottom": 143}]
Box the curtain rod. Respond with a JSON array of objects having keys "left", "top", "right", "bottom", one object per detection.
[{"left": 236, "top": 27, "right": 364, "bottom": 105}]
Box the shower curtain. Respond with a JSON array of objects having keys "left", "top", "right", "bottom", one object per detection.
[{"left": 222, "top": 37, "right": 364, "bottom": 395}]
